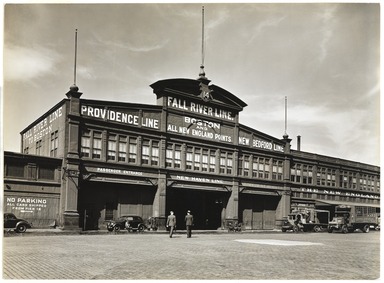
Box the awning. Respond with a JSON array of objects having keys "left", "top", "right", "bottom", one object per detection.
[
  {"left": 170, "top": 183, "right": 231, "bottom": 192},
  {"left": 316, "top": 199, "right": 380, "bottom": 208},
  {"left": 240, "top": 188, "right": 279, "bottom": 196}
]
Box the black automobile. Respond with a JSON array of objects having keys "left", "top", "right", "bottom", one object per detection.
[
  {"left": 4, "top": 213, "right": 32, "bottom": 233},
  {"left": 107, "top": 215, "right": 146, "bottom": 232}
]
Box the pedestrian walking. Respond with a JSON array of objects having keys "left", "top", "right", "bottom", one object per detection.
[
  {"left": 166, "top": 211, "right": 176, "bottom": 238},
  {"left": 185, "top": 210, "right": 194, "bottom": 238}
]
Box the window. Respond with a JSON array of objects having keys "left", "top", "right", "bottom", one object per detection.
[
  {"left": 81, "top": 130, "right": 91, "bottom": 158},
  {"left": 107, "top": 135, "right": 117, "bottom": 161},
  {"left": 317, "top": 167, "right": 336, "bottom": 187},
  {"left": 243, "top": 156, "right": 250, "bottom": 177},
  {"left": 166, "top": 146, "right": 173, "bottom": 168},
  {"left": 24, "top": 147, "right": 29, "bottom": 154},
  {"left": 186, "top": 149, "right": 193, "bottom": 170},
  {"left": 165, "top": 143, "right": 181, "bottom": 169},
  {"left": 118, "top": 136, "right": 127, "bottom": 162},
  {"left": 50, "top": 131, "right": 59, "bottom": 157},
  {"left": 291, "top": 164, "right": 311, "bottom": 184},
  {"left": 81, "top": 130, "right": 102, "bottom": 159},
  {"left": 92, "top": 132, "right": 102, "bottom": 159},
  {"left": 141, "top": 139, "right": 161, "bottom": 166},
  {"left": 272, "top": 160, "right": 283, "bottom": 180},
  {"left": 6, "top": 163, "right": 24, "bottom": 178},
  {"left": 184, "top": 146, "right": 216, "bottom": 172},
  {"left": 142, "top": 140, "right": 150, "bottom": 165},
  {"left": 128, "top": 138, "right": 137, "bottom": 163},
  {"left": 302, "top": 193, "right": 312, "bottom": 199},
  {"left": 227, "top": 154, "right": 233, "bottom": 174},
  {"left": 202, "top": 150, "right": 209, "bottom": 172},
  {"left": 220, "top": 155, "right": 226, "bottom": 174},
  {"left": 174, "top": 145, "right": 181, "bottom": 168},
  {"left": 219, "top": 152, "right": 232, "bottom": 175},
  {"left": 39, "top": 166, "right": 55, "bottom": 180},
  {"left": 194, "top": 149, "right": 201, "bottom": 171},
  {"left": 253, "top": 157, "right": 270, "bottom": 179},
  {"left": 36, "top": 140, "right": 42, "bottom": 155},
  {"left": 209, "top": 154, "right": 216, "bottom": 173},
  {"left": 151, "top": 142, "right": 159, "bottom": 166}
]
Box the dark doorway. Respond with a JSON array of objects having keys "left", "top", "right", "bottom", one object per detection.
[
  {"left": 166, "top": 188, "right": 229, "bottom": 230},
  {"left": 83, "top": 204, "right": 100, "bottom": 230}
]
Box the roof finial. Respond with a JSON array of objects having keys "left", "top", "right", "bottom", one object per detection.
[
  {"left": 70, "top": 28, "right": 79, "bottom": 92},
  {"left": 67, "top": 29, "right": 82, "bottom": 98},
  {"left": 199, "top": 6, "right": 207, "bottom": 80},
  {"left": 283, "top": 96, "right": 289, "bottom": 139}
]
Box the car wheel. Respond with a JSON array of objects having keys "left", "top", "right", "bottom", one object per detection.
[
  {"left": 362, "top": 225, "right": 370, "bottom": 233},
  {"left": 342, "top": 225, "right": 348, "bottom": 234},
  {"left": 138, "top": 225, "right": 145, "bottom": 232},
  {"left": 313, "top": 225, "right": 321, "bottom": 233},
  {"left": 114, "top": 225, "right": 121, "bottom": 232},
  {"left": 327, "top": 227, "right": 333, "bottom": 233},
  {"left": 16, "top": 224, "right": 27, "bottom": 233}
]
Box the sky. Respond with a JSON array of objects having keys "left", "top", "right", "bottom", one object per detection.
[{"left": 2, "top": 2, "right": 380, "bottom": 166}]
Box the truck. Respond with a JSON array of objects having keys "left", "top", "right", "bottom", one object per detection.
[
  {"left": 282, "top": 208, "right": 330, "bottom": 232},
  {"left": 327, "top": 205, "right": 379, "bottom": 233}
]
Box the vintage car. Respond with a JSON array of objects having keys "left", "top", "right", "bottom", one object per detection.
[
  {"left": 4, "top": 213, "right": 32, "bottom": 233},
  {"left": 107, "top": 215, "right": 146, "bottom": 232}
]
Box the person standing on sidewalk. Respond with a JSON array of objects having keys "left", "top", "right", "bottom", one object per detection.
[
  {"left": 185, "top": 210, "right": 194, "bottom": 238},
  {"left": 166, "top": 211, "right": 176, "bottom": 238}
]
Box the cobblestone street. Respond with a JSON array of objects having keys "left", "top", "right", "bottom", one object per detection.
[{"left": 2, "top": 230, "right": 380, "bottom": 280}]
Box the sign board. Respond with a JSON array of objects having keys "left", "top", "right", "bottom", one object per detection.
[
  {"left": 81, "top": 105, "right": 160, "bottom": 130},
  {"left": 167, "top": 113, "right": 234, "bottom": 143}
]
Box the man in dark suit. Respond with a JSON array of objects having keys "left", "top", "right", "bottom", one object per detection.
[
  {"left": 166, "top": 211, "right": 176, "bottom": 238},
  {"left": 185, "top": 210, "right": 194, "bottom": 238}
]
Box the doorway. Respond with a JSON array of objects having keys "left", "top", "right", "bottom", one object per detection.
[
  {"left": 166, "top": 187, "right": 229, "bottom": 230},
  {"left": 240, "top": 193, "right": 279, "bottom": 230}
]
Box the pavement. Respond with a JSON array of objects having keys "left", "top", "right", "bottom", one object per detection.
[
  {"left": 3, "top": 227, "right": 282, "bottom": 237},
  {"left": 2, "top": 229, "right": 381, "bottom": 280}
]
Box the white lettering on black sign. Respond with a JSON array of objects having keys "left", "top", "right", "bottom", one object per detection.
[
  {"left": 81, "top": 106, "right": 159, "bottom": 129},
  {"left": 167, "top": 96, "right": 234, "bottom": 121},
  {"left": 6, "top": 197, "right": 48, "bottom": 212}
]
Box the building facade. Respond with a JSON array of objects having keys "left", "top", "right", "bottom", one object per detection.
[{"left": 3, "top": 76, "right": 380, "bottom": 230}]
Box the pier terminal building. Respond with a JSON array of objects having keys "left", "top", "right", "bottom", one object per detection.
[{"left": 3, "top": 73, "right": 380, "bottom": 230}]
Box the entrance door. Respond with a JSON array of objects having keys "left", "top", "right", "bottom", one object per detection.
[
  {"left": 240, "top": 194, "right": 279, "bottom": 230},
  {"left": 263, "top": 210, "right": 276, "bottom": 229},
  {"left": 84, "top": 204, "right": 100, "bottom": 230},
  {"left": 243, "top": 209, "right": 253, "bottom": 230},
  {"left": 252, "top": 211, "right": 263, "bottom": 229}
]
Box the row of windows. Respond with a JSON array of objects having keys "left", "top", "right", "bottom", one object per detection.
[
  {"left": 289, "top": 164, "right": 379, "bottom": 192},
  {"left": 5, "top": 163, "right": 56, "bottom": 180},
  {"left": 80, "top": 130, "right": 380, "bottom": 185},
  {"left": 238, "top": 156, "right": 284, "bottom": 180},
  {"left": 23, "top": 130, "right": 59, "bottom": 158}
]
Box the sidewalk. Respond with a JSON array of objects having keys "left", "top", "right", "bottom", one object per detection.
[{"left": 4, "top": 227, "right": 282, "bottom": 237}]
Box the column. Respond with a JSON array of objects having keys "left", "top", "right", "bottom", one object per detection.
[
  {"left": 153, "top": 172, "right": 167, "bottom": 230},
  {"left": 225, "top": 180, "right": 239, "bottom": 226},
  {"left": 61, "top": 85, "right": 82, "bottom": 230}
]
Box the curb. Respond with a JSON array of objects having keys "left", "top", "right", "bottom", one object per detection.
[{"left": 4, "top": 228, "right": 282, "bottom": 237}]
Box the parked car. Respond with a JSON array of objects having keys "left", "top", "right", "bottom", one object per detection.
[
  {"left": 4, "top": 213, "right": 32, "bottom": 233},
  {"left": 107, "top": 215, "right": 146, "bottom": 232}
]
